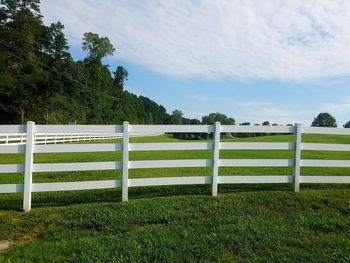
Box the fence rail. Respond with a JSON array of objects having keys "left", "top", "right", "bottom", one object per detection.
[
  {"left": 0, "top": 121, "right": 350, "bottom": 211},
  {"left": 0, "top": 132, "right": 163, "bottom": 145}
]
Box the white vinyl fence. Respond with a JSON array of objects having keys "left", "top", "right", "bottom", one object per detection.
[
  {"left": 0, "top": 132, "right": 163, "bottom": 145},
  {"left": 0, "top": 121, "right": 350, "bottom": 211}
]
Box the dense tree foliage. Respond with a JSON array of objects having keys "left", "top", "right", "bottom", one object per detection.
[
  {"left": 0, "top": 0, "right": 171, "bottom": 125},
  {"left": 344, "top": 120, "right": 350, "bottom": 128},
  {"left": 82, "top": 32, "right": 115, "bottom": 62},
  {"left": 311, "top": 113, "right": 337, "bottom": 128},
  {"left": 202, "top": 112, "right": 235, "bottom": 125}
]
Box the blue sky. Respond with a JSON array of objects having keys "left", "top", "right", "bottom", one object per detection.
[{"left": 41, "top": 0, "right": 350, "bottom": 126}]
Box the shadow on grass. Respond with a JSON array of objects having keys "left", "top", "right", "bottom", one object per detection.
[{"left": 1, "top": 183, "right": 350, "bottom": 211}]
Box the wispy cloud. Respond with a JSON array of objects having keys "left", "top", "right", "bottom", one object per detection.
[
  {"left": 182, "top": 110, "right": 206, "bottom": 120},
  {"left": 319, "top": 97, "right": 350, "bottom": 115},
  {"left": 186, "top": 94, "right": 228, "bottom": 102},
  {"left": 41, "top": 0, "right": 350, "bottom": 80},
  {"left": 233, "top": 97, "right": 350, "bottom": 126},
  {"left": 235, "top": 101, "right": 311, "bottom": 125}
]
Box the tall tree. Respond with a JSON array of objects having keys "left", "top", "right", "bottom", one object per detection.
[
  {"left": 202, "top": 112, "right": 235, "bottom": 139},
  {"left": 170, "top": 110, "right": 183, "bottom": 124},
  {"left": 81, "top": 32, "right": 115, "bottom": 123},
  {"left": 0, "top": 1, "right": 174, "bottom": 126},
  {"left": 344, "top": 120, "right": 350, "bottom": 128},
  {"left": 311, "top": 113, "right": 337, "bottom": 127},
  {"left": 42, "top": 22, "right": 69, "bottom": 61},
  {"left": 38, "top": 21, "right": 70, "bottom": 123},
  {"left": 82, "top": 32, "right": 115, "bottom": 62},
  {"left": 113, "top": 66, "right": 128, "bottom": 91},
  {"left": 169, "top": 110, "right": 183, "bottom": 139},
  {"left": 202, "top": 112, "right": 235, "bottom": 125},
  {"left": 0, "top": 0, "right": 45, "bottom": 123}
]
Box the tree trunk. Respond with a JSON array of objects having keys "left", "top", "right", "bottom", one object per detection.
[
  {"left": 45, "top": 109, "right": 49, "bottom": 124},
  {"left": 19, "top": 106, "right": 25, "bottom": 125}
]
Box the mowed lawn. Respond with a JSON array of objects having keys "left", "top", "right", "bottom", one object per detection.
[{"left": 0, "top": 133, "right": 350, "bottom": 262}]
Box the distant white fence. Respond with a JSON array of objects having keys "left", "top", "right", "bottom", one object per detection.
[
  {"left": 0, "top": 132, "right": 163, "bottom": 145},
  {"left": 0, "top": 122, "right": 350, "bottom": 211}
]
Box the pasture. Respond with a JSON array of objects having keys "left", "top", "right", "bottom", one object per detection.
[{"left": 1, "top": 133, "right": 350, "bottom": 262}]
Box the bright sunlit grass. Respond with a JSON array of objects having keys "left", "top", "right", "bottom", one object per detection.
[{"left": 0, "top": 134, "right": 350, "bottom": 262}]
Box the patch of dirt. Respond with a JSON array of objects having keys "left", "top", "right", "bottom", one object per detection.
[
  {"left": 0, "top": 212, "right": 57, "bottom": 253},
  {"left": 17, "top": 225, "right": 46, "bottom": 244},
  {"left": 0, "top": 224, "right": 48, "bottom": 253},
  {"left": 0, "top": 240, "right": 11, "bottom": 251}
]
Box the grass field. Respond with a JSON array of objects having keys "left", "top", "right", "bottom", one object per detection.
[{"left": 1, "top": 133, "right": 350, "bottom": 262}]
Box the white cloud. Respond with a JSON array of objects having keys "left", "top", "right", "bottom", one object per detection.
[
  {"left": 41, "top": 0, "right": 350, "bottom": 80},
  {"left": 182, "top": 110, "right": 206, "bottom": 120},
  {"left": 232, "top": 97, "right": 350, "bottom": 126},
  {"left": 234, "top": 101, "right": 311, "bottom": 125},
  {"left": 186, "top": 94, "right": 228, "bottom": 102},
  {"left": 319, "top": 97, "right": 350, "bottom": 116}
]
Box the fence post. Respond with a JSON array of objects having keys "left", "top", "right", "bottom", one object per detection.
[
  {"left": 212, "top": 122, "right": 221, "bottom": 196},
  {"left": 293, "top": 123, "right": 302, "bottom": 192},
  {"left": 122, "top": 121, "right": 129, "bottom": 201},
  {"left": 23, "top": 121, "right": 35, "bottom": 212}
]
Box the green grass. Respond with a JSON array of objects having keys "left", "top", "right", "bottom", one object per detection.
[
  {"left": 1, "top": 187, "right": 350, "bottom": 262},
  {"left": 1, "top": 133, "right": 350, "bottom": 262},
  {"left": 1, "top": 133, "right": 350, "bottom": 186}
]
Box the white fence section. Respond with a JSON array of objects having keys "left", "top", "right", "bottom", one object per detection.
[
  {"left": 0, "top": 132, "right": 163, "bottom": 145},
  {"left": 0, "top": 122, "right": 350, "bottom": 211}
]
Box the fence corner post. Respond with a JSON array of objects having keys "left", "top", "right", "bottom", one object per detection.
[
  {"left": 211, "top": 122, "right": 221, "bottom": 196},
  {"left": 122, "top": 121, "right": 129, "bottom": 202},
  {"left": 23, "top": 121, "right": 35, "bottom": 212},
  {"left": 293, "top": 123, "right": 302, "bottom": 192}
]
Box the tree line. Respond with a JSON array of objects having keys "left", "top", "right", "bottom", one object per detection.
[
  {"left": 167, "top": 111, "right": 350, "bottom": 140},
  {"left": 311, "top": 112, "right": 350, "bottom": 128},
  {"left": 0, "top": 0, "right": 169, "bottom": 125}
]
